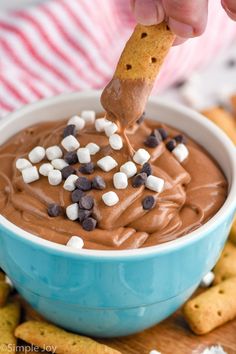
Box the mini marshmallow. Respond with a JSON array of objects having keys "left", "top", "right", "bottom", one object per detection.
[
  {"left": 63, "top": 174, "right": 78, "bottom": 191},
  {"left": 5, "top": 276, "right": 14, "bottom": 288},
  {"left": 105, "top": 122, "right": 118, "bottom": 137},
  {"left": 86, "top": 142, "right": 100, "bottom": 155},
  {"left": 102, "top": 191, "right": 119, "bottom": 206},
  {"left": 22, "top": 166, "right": 39, "bottom": 184},
  {"left": 113, "top": 172, "right": 128, "bottom": 189},
  {"left": 28, "top": 146, "right": 45, "bottom": 164},
  {"left": 66, "top": 203, "right": 79, "bottom": 220},
  {"left": 149, "top": 350, "right": 162, "bottom": 354},
  {"left": 39, "top": 163, "right": 54, "bottom": 176},
  {"left": 172, "top": 143, "right": 189, "bottom": 163},
  {"left": 16, "top": 158, "right": 32, "bottom": 171},
  {"left": 77, "top": 147, "right": 91, "bottom": 163},
  {"left": 67, "top": 115, "right": 85, "bottom": 131},
  {"left": 146, "top": 175, "right": 165, "bottom": 193},
  {"left": 109, "top": 134, "right": 123, "bottom": 150},
  {"left": 97, "top": 156, "right": 118, "bottom": 172},
  {"left": 120, "top": 161, "right": 137, "bottom": 178},
  {"left": 133, "top": 148, "right": 150, "bottom": 165},
  {"left": 61, "top": 135, "right": 80, "bottom": 152},
  {"left": 81, "top": 110, "right": 96, "bottom": 124},
  {"left": 67, "top": 236, "right": 84, "bottom": 249},
  {"left": 95, "top": 117, "right": 111, "bottom": 132},
  {"left": 180, "top": 84, "right": 204, "bottom": 109},
  {"left": 48, "top": 170, "right": 62, "bottom": 186},
  {"left": 46, "top": 146, "right": 63, "bottom": 161},
  {"left": 200, "top": 271, "right": 215, "bottom": 288},
  {"left": 200, "top": 345, "right": 227, "bottom": 354},
  {"left": 51, "top": 158, "right": 69, "bottom": 170}
]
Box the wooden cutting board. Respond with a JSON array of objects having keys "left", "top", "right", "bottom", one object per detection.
[{"left": 101, "top": 309, "right": 236, "bottom": 354}]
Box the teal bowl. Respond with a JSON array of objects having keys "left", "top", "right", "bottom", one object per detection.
[{"left": 0, "top": 92, "right": 236, "bottom": 337}]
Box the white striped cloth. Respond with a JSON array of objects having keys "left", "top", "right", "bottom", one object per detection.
[{"left": 0, "top": 0, "right": 236, "bottom": 117}]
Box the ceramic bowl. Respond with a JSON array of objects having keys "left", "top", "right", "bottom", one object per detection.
[{"left": 0, "top": 91, "right": 236, "bottom": 337}]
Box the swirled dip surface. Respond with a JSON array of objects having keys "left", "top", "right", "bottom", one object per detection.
[{"left": 0, "top": 117, "right": 227, "bottom": 250}]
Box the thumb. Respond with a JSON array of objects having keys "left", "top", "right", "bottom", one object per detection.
[{"left": 132, "top": 0, "right": 165, "bottom": 26}]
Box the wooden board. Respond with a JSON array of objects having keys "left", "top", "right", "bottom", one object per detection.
[
  {"left": 101, "top": 310, "right": 236, "bottom": 354},
  {"left": 16, "top": 290, "right": 236, "bottom": 354}
]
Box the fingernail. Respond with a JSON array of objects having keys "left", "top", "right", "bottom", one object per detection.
[
  {"left": 168, "top": 18, "right": 194, "bottom": 38},
  {"left": 133, "top": 0, "right": 164, "bottom": 25},
  {"left": 173, "top": 37, "right": 188, "bottom": 46},
  {"left": 134, "top": 8, "right": 157, "bottom": 26},
  {"left": 225, "top": 7, "right": 236, "bottom": 20},
  {"left": 155, "top": 2, "right": 165, "bottom": 23}
]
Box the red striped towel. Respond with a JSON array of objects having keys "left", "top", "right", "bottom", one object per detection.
[{"left": 0, "top": 0, "right": 236, "bottom": 117}]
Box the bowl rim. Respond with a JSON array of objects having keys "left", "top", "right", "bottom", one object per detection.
[{"left": 0, "top": 91, "right": 236, "bottom": 259}]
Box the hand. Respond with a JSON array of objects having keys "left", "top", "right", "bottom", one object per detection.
[
  {"left": 221, "top": 0, "right": 236, "bottom": 20},
  {"left": 131, "top": 0, "right": 236, "bottom": 44}
]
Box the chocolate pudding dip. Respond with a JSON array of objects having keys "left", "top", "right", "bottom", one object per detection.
[{"left": 0, "top": 112, "right": 227, "bottom": 250}]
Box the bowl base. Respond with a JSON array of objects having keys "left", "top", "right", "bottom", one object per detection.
[{"left": 16, "top": 283, "right": 198, "bottom": 338}]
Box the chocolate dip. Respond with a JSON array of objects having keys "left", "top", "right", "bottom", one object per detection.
[
  {"left": 101, "top": 78, "right": 152, "bottom": 128},
  {"left": 0, "top": 115, "right": 227, "bottom": 250}
]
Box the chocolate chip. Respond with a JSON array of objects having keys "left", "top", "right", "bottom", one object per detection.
[
  {"left": 141, "top": 162, "right": 152, "bottom": 176},
  {"left": 172, "top": 79, "right": 186, "bottom": 88},
  {"left": 92, "top": 175, "right": 106, "bottom": 190},
  {"left": 142, "top": 195, "right": 156, "bottom": 210},
  {"left": 82, "top": 217, "right": 97, "bottom": 231},
  {"left": 166, "top": 139, "right": 177, "bottom": 152},
  {"left": 157, "top": 128, "right": 168, "bottom": 140},
  {"left": 75, "top": 176, "right": 92, "bottom": 191},
  {"left": 61, "top": 165, "right": 76, "bottom": 180},
  {"left": 91, "top": 207, "right": 100, "bottom": 221},
  {"left": 47, "top": 203, "right": 63, "bottom": 217},
  {"left": 226, "top": 58, "right": 236, "bottom": 68},
  {"left": 71, "top": 189, "right": 84, "bottom": 203},
  {"left": 137, "top": 112, "right": 145, "bottom": 125},
  {"left": 79, "top": 162, "right": 95, "bottom": 175},
  {"left": 64, "top": 151, "right": 78, "bottom": 165},
  {"left": 63, "top": 124, "right": 76, "bottom": 138},
  {"left": 79, "top": 195, "right": 94, "bottom": 210},
  {"left": 173, "top": 134, "right": 186, "bottom": 144},
  {"left": 217, "top": 103, "right": 225, "bottom": 110},
  {"left": 151, "top": 129, "right": 163, "bottom": 142},
  {"left": 132, "top": 172, "right": 147, "bottom": 188},
  {"left": 144, "top": 135, "right": 159, "bottom": 148},
  {"left": 77, "top": 209, "right": 92, "bottom": 222}
]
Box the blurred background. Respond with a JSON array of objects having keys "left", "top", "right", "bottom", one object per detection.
[
  {"left": 0, "top": 0, "right": 236, "bottom": 121},
  {"left": 0, "top": 0, "right": 45, "bottom": 10}
]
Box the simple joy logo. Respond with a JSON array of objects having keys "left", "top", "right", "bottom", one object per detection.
[{"left": 0, "top": 344, "right": 57, "bottom": 353}]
